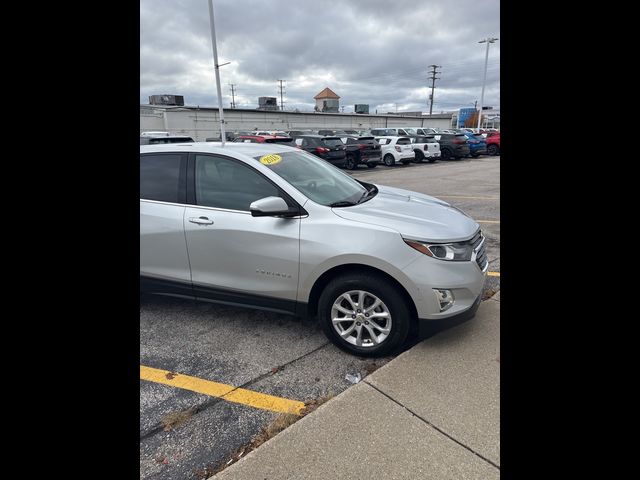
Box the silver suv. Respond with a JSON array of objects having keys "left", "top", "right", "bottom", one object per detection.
[{"left": 140, "top": 143, "right": 487, "bottom": 356}]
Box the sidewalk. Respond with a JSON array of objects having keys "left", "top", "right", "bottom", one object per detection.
[{"left": 213, "top": 293, "right": 500, "bottom": 479}]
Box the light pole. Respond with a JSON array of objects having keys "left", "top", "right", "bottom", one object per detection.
[
  {"left": 477, "top": 37, "right": 498, "bottom": 130},
  {"left": 207, "top": 0, "right": 227, "bottom": 146}
]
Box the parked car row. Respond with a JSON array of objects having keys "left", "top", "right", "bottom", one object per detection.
[{"left": 139, "top": 127, "right": 499, "bottom": 169}]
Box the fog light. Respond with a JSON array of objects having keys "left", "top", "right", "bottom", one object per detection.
[{"left": 434, "top": 289, "right": 454, "bottom": 312}]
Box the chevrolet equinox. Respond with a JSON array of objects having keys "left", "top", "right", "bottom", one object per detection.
[{"left": 140, "top": 142, "right": 487, "bottom": 356}]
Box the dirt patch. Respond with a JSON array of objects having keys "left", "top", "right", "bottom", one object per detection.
[
  {"left": 199, "top": 394, "right": 335, "bottom": 478},
  {"left": 161, "top": 406, "right": 197, "bottom": 432},
  {"left": 482, "top": 287, "right": 500, "bottom": 300}
]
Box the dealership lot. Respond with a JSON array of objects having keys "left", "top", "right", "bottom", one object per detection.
[{"left": 140, "top": 156, "right": 500, "bottom": 479}]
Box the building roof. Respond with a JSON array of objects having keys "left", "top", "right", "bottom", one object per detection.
[{"left": 314, "top": 87, "right": 340, "bottom": 99}]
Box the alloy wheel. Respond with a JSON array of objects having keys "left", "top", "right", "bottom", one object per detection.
[{"left": 331, "top": 290, "right": 392, "bottom": 347}]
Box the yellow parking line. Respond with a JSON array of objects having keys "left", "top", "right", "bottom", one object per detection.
[
  {"left": 437, "top": 195, "right": 499, "bottom": 200},
  {"left": 140, "top": 365, "right": 305, "bottom": 415},
  {"left": 488, "top": 271, "right": 500, "bottom": 277},
  {"left": 477, "top": 220, "right": 500, "bottom": 224}
]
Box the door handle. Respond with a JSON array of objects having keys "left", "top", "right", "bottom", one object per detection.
[{"left": 188, "top": 216, "right": 214, "bottom": 225}]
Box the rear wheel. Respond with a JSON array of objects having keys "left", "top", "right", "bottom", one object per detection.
[
  {"left": 383, "top": 154, "right": 395, "bottom": 166},
  {"left": 345, "top": 155, "right": 356, "bottom": 170},
  {"left": 487, "top": 144, "right": 499, "bottom": 156},
  {"left": 440, "top": 148, "right": 452, "bottom": 160},
  {"left": 414, "top": 150, "right": 424, "bottom": 163},
  {"left": 318, "top": 273, "right": 412, "bottom": 357}
]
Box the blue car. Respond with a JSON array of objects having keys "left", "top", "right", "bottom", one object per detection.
[{"left": 461, "top": 131, "right": 487, "bottom": 157}]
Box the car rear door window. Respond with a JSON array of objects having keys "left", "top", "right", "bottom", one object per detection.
[
  {"left": 322, "top": 138, "right": 343, "bottom": 147},
  {"left": 140, "top": 154, "right": 185, "bottom": 203},
  {"left": 194, "top": 155, "right": 279, "bottom": 211}
]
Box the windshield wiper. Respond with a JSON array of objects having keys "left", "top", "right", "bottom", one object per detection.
[
  {"left": 329, "top": 201, "right": 358, "bottom": 207},
  {"left": 357, "top": 185, "right": 378, "bottom": 204}
]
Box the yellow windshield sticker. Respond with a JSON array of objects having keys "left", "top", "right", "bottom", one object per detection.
[{"left": 259, "top": 154, "right": 282, "bottom": 165}]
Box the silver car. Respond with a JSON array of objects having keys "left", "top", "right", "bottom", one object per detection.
[{"left": 140, "top": 142, "right": 487, "bottom": 356}]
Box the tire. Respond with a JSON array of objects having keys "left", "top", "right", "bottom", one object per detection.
[
  {"left": 487, "top": 144, "right": 499, "bottom": 156},
  {"left": 440, "top": 148, "right": 452, "bottom": 160},
  {"left": 345, "top": 155, "right": 356, "bottom": 170},
  {"left": 414, "top": 150, "right": 424, "bottom": 163},
  {"left": 366, "top": 162, "right": 377, "bottom": 168},
  {"left": 383, "top": 154, "right": 395, "bottom": 166},
  {"left": 318, "top": 272, "right": 412, "bottom": 357}
]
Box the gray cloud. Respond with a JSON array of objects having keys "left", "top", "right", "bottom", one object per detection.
[{"left": 140, "top": 0, "right": 499, "bottom": 113}]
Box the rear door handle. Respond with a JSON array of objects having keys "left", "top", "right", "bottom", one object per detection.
[{"left": 188, "top": 216, "right": 214, "bottom": 225}]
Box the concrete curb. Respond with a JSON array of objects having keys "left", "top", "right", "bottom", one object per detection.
[{"left": 212, "top": 299, "right": 500, "bottom": 479}]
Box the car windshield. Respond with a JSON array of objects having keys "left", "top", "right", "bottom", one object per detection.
[
  {"left": 253, "top": 151, "right": 369, "bottom": 206},
  {"left": 403, "top": 128, "right": 417, "bottom": 135}
]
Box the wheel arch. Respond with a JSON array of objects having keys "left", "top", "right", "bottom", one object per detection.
[{"left": 304, "top": 263, "right": 418, "bottom": 322}]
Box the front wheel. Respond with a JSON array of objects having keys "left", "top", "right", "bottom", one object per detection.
[
  {"left": 383, "top": 154, "right": 395, "bottom": 166},
  {"left": 487, "top": 144, "right": 499, "bottom": 156},
  {"left": 318, "top": 273, "right": 412, "bottom": 357},
  {"left": 345, "top": 155, "right": 356, "bottom": 170}
]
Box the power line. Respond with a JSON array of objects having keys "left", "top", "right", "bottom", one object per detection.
[
  {"left": 427, "top": 65, "right": 441, "bottom": 117},
  {"left": 277, "top": 79, "right": 286, "bottom": 111},
  {"left": 229, "top": 83, "right": 236, "bottom": 108}
]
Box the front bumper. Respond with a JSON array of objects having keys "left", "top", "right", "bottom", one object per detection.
[
  {"left": 417, "top": 294, "right": 481, "bottom": 337},
  {"left": 402, "top": 253, "right": 487, "bottom": 320}
]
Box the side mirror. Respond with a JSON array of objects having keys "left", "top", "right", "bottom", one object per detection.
[{"left": 249, "top": 196, "right": 296, "bottom": 217}]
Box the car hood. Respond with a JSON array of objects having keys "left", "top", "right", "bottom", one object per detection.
[{"left": 332, "top": 185, "right": 479, "bottom": 242}]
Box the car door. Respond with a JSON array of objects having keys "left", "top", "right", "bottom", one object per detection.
[
  {"left": 183, "top": 153, "right": 301, "bottom": 313},
  {"left": 140, "top": 152, "right": 193, "bottom": 296}
]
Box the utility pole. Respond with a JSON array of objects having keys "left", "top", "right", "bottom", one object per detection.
[
  {"left": 207, "top": 0, "right": 226, "bottom": 146},
  {"left": 477, "top": 37, "right": 498, "bottom": 129},
  {"left": 229, "top": 83, "right": 236, "bottom": 108},
  {"left": 427, "top": 65, "right": 441, "bottom": 117},
  {"left": 277, "top": 79, "right": 286, "bottom": 111}
]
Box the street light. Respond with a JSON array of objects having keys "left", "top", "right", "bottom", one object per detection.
[
  {"left": 477, "top": 37, "right": 498, "bottom": 129},
  {"left": 207, "top": 0, "right": 226, "bottom": 146}
]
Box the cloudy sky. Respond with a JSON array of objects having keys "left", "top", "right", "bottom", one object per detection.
[{"left": 140, "top": 0, "right": 499, "bottom": 114}]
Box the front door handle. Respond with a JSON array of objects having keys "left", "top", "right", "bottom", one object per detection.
[{"left": 188, "top": 216, "right": 214, "bottom": 225}]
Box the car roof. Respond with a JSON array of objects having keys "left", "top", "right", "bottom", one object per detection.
[{"left": 140, "top": 142, "right": 298, "bottom": 157}]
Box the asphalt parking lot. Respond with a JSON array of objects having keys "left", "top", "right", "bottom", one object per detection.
[{"left": 140, "top": 155, "right": 500, "bottom": 479}]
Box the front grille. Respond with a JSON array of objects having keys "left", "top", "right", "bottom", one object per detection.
[{"left": 469, "top": 230, "right": 488, "bottom": 270}]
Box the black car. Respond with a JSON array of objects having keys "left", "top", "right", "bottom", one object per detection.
[
  {"left": 317, "top": 129, "right": 349, "bottom": 137},
  {"left": 436, "top": 133, "right": 471, "bottom": 160},
  {"left": 140, "top": 135, "right": 195, "bottom": 145},
  {"left": 286, "top": 129, "right": 316, "bottom": 136},
  {"left": 340, "top": 136, "right": 381, "bottom": 170},
  {"left": 291, "top": 135, "right": 347, "bottom": 167}
]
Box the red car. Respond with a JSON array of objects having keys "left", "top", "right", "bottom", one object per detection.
[
  {"left": 486, "top": 132, "right": 500, "bottom": 156},
  {"left": 234, "top": 135, "right": 294, "bottom": 145}
]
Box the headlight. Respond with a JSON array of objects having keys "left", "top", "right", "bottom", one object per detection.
[{"left": 404, "top": 239, "right": 474, "bottom": 261}]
